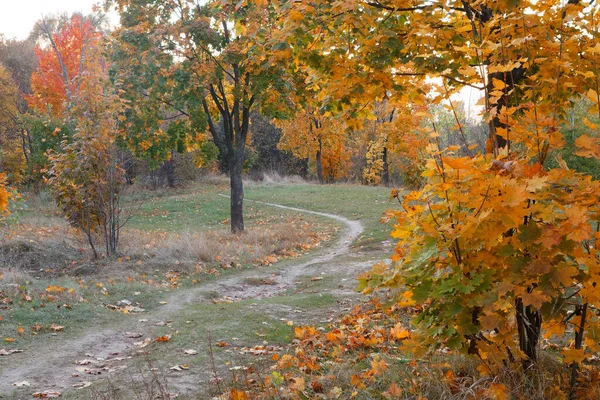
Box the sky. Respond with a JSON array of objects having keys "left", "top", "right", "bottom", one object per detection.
[{"left": 0, "top": 0, "right": 115, "bottom": 40}]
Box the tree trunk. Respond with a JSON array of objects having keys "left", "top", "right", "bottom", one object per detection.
[
  {"left": 486, "top": 68, "right": 526, "bottom": 152},
  {"left": 316, "top": 137, "right": 323, "bottom": 183},
  {"left": 165, "top": 155, "right": 176, "bottom": 188},
  {"left": 229, "top": 149, "right": 244, "bottom": 234},
  {"left": 515, "top": 297, "right": 542, "bottom": 369},
  {"left": 382, "top": 145, "right": 390, "bottom": 187}
]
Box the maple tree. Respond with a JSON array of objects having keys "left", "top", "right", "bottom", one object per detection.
[
  {"left": 0, "top": 36, "right": 37, "bottom": 178},
  {"left": 272, "top": 0, "right": 600, "bottom": 393},
  {"left": 107, "top": 0, "right": 293, "bottom": 233},
  {"left": 20, "top": 14, "right": 107, "bottom": 186},
  {"left": 0, "top": 64, "right": 26, "bottom": 184},
  {"left": 361, "top": 101, "right": 428, "bottom": 188},
  {"left": 25, "top": 13, "right": 128, "bottom": 257},
  {"left": 276, "top": 109, "right": 350, "bottom": 183},
  {"left": 28, "top": 14, "right": 104, "bottom": 117}
]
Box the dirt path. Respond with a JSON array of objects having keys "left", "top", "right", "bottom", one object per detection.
[{"left": 0, "top": 199, "right": 370, "bottom": 398}]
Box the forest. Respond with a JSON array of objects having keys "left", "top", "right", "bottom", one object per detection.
[{"left": 2, "top": 0, "right": 600, "bottom": 399}]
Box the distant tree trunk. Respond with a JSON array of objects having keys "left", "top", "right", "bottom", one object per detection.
[
  {"left": 165, "top": 155, "right": 176, "bottom": 188},
  {"left": 316, "top": 136, "right": 323, "bottom": 184},
  {"left": 299, "top": 158, "right": 309, "bottom": 178},
  {"left": 382, "top": 145, "right": 390, "bottom": 187},
  {"left": 21, "top": 129, "right": 30, "bottom": 164},
  {"left": 382, "top": 109, "right": 394, "bottom": 188}
]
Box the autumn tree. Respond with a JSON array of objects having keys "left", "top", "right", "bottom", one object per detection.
[
  {"left": 46, "top": 79, "right": 127, "bottom": 258},
  {"left": 0, "top": 37, "right": 37, "bottom": 176},
  {"left": 361, "top": 100, "right": 428, "bottom": 188},
  {"left": 276, "top": 109, "right": 350, "bottom": 183},
  {"left": 27, "top": 13, "right": 128, "bottom": 257},
  {"left": 0, "top": 65, "right": 26, "bottom": 184},
  {"left": 19, "top": 14, "right": 108, "bottom": 186},
  {"left": 28, "top": 14, "right": 105, "bottom": 116},
  {"left": 108, "top": 0, "right": 292, "bottom": 233},
  {"left": 277, "top": 0, "right": 600, "bottom": 391},
  {"left": 0, "top": 173, "right": 10, "bottom": 216},
  {"left": 247, "top": 113, "right": 308, "bottom": 178}
]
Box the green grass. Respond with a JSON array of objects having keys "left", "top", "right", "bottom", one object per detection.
[
  {"left": 244, "top": 184, "right": 397, "bottom": 249},
  {"left": 127, "top": 184, "right": 328, "bottom": 233}
]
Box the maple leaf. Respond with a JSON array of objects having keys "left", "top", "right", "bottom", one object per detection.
[
  {"left": 369, "top": 358, "right": 388, "bottom": 376},
  {"left": 390, "top": 323, "right": 410, "bottom": 340},
  {"left": 562, "top": 348, "right": 587, "bottom": 364},
  {"left": 486, "top": 383, "right": 509, "bottom": 400},
  {"left": 289, "top": 377, "right": 305, "bottom": 391},
  {"left": 520, "top": 290, "right": 549, "bottom": 309},
  {"left": 383, "top": 382, "right": 403, "bottom": 399},
  {"left": 230, "top": 389, "right": 249, "bottom": 400},
  {"left": 575, "top": 135, "right": 600, "bottom": 158}
]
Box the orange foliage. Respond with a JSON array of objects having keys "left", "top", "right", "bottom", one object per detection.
[
  {"left": 276, "top": 111, "right": 350, "bottom": 182},
  {"left": 0, "top": 173, "right": 9, "bottom": 214},
  {"left": 27, "top": 14, "right": 102, "bottom": 117}
]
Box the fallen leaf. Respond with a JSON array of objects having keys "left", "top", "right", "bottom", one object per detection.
[
  {"left": 51, "top": 324, "right": 65, "bottom": 332},
  {"left": 12, "top": 381, "right": 30, "bottom": 387},
  {"left": 0, "top": 348, "right": 24, "bottom": 356},
  {"left": 183, "top": 349, "right": 198, "bottom": 355},
  {"left": 134, "top": 339, "right": 151, "bottom": 348},
  {"left": 33, "top": 390, "right": 61, "bottom": 398},
  {"left": 125, "top": 332, "right": 143, "bottom": 339},
  {"left": 75, "top": 359, "right": 95, "bottom": 365}
]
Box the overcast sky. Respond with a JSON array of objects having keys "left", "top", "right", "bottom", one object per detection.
[{"left": 0, "top": 0, "right": 115, "bottom": 40}]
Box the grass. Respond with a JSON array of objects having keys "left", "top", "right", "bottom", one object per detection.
[
  {"left": 244, "top": 184, "right": 397, "bottom": 250},
  {"left": 0, "top": 180, "right": 394, "bottom": 399},
  {"left": 127, "top": 182, "right": 331, "bottom": 234}
]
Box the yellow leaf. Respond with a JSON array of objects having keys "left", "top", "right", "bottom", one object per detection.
[
  {"left": 583, "top": 117, "right": 598, "bottom": 130},
  {"left": 289, "top": 10, "right": 304, "bottom": 21},
  {"left": 290, "top": 377, "right": 305, "bottom": 391},
  {"left": 486, "top": 383, "right": 509, "bottom": 400},
  {"left": 230, "top": 389, "right": 249, "bottom": 400},
  {"left": 587, "top": 88, "right": 599, "bottom": 104},
  {"left": 442, "top": 157, "right": 470, "bottom": 170},
  {"left": 390, "top": 323, "right": 410, "bottom": 340},
  {"left": 562, "top": 348, "right": 587, "bottom": 364}
]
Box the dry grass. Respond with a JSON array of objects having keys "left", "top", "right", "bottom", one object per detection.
[
  {"left": 119, "top": 217, "right": 331, "bottom": 274},
  {"left": 1, "top": 186, "right": 333, "bottom": 282},
  {"left": 0, "top": 204, "right": 87, "bottom": 282}
]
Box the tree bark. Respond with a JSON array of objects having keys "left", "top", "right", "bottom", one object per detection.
[
  {"left": 382, "top": 145, "right": 390, "bottom": 187},
  {"left": 229, "top": 151, "right": 244, "bottom": 234},
  {"left": 515, "top": 297, "right": 542, "bottom": 370},
  {"left": 316, "top": 137, "right": 323, "bottom": 184}
]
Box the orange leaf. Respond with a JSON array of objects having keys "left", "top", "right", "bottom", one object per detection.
[{"left": 230, "top": 389, "right": 249, "bottom": 400}]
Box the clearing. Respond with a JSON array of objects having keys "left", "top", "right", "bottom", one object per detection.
[{"left": 0, "top": 181, "right": 394, "bottom": 399}]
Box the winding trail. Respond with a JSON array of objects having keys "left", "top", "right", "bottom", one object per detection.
[{"left": 0, "top": 198, "right": 367, "bottom": 397}]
